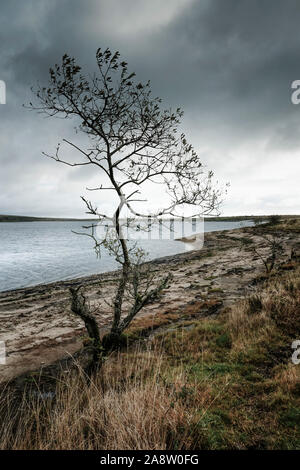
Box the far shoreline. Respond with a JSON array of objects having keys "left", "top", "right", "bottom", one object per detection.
[{"left": 1, "top": 214, "right": 299, "bottom": 223}]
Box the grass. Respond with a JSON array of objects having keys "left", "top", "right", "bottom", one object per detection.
[
  {"left": 255, "top": 217, "right": 300, "bottom": 234},
  {"left": 0, "top": 264, "right": 299, "bottom": 449}
]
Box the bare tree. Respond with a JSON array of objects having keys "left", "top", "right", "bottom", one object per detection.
[
  {"left": 242, "top": 233, "right": 283, "bottom": 274},
  {"left": 28, "top": 48, "right": 220, "bottom": 371}
]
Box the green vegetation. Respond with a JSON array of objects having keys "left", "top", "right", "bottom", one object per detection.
[
  {"left": 2, "top": 214, "right": 299, "bottom": 223},
  {"left": 1, "top": 259, "right": 299, "bottom": 449},
  {"left": 206, "top": 215, "right": 300, "bottom": 223}
]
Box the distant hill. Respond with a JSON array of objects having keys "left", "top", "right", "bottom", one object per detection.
[
  {"left": 205, "top": 215, "right": 300, "bottom": 221},
  {"left": 0, "top": 215, "right": 98, "bottom": 223},
  {"left": 0, "top": 214, "right": 299, "bottom": 223}
]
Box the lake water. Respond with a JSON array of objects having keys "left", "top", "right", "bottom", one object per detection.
[{"left": 0, "top": 220, "right": 254, "bottom": 292}]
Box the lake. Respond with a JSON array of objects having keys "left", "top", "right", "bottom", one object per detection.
[{"left": 0, "top": 220, "right": 254, "bottom": 292}]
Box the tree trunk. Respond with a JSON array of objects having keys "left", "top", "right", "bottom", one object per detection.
[{"left": 70, "top": 287, "right": 102, "bottom": 375}]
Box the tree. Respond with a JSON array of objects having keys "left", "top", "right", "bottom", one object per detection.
[
  {"left": 268, "top": 215, "right": 281, "bottom": 226},
  {"left": 242, "top": 233, "right": 283, "bottom": 275},
  {"left": 28, "top": 48, "right": 220, "bottom": 372}
]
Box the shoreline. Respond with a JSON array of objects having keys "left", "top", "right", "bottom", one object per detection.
[
  {"left": 0, "top": 223, "right": 255, "bottom": 295},
  {"left": 2, "top": 214, "right": 300, "bottom": 224},
  {"left": 1, "top": 213, "right": 300, "bottom": 224},
  {"left": 0, "top": 221, "right": 298, "bottom": 383}
]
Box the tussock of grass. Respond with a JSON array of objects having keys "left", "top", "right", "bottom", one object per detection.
[
  {"left": 0, "top": 266, "right": 299, "bottom": 450},
  {"left": 0, "top": 351, "right": 188, "bottom": 450}
]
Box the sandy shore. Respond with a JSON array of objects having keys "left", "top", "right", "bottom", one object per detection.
[{"left": 0, "top": 225, "right": 296, "bottom": 383}]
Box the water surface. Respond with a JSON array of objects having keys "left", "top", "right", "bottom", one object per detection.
[{"left": 0, "top": 220, "right": 254, "bottom": 292}]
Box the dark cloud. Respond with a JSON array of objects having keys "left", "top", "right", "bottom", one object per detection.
[{"left": 0, "top": 0, "right": 300, "bottom": 217}]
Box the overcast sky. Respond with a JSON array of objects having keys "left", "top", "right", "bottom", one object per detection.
[{"left": 1, "top": 0, "right": 300, "bottom": 217}]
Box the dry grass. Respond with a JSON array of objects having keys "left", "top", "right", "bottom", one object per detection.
[
  {"left": 273, "top": 363, "right": 300, "bottom": 394},
  {"left": 0, "top": 264, "right": 299, "bottom": 450},
  {"left": 227, "top": 267, "right": 300, "bottom": 348},
  {"left": 126, "top": 312, "right": 181, "bottom": 338},
  {"left": 0, "top": 349, "right": 189, "bottom": 450},
  {"left": 126, "top": 299, "right": 222, "bottom": 339}
]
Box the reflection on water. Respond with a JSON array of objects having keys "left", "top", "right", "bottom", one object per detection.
[{"left": 0, "top": 220, "right": 254, "bottom": 292}]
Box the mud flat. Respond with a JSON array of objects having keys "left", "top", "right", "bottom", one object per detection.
[{"left": 0, "top": 222, "right": 297, "bottom": 383}]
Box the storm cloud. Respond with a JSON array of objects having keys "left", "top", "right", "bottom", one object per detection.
[{"left": 0, "top": 0, "right": 300, "bottom": 217}]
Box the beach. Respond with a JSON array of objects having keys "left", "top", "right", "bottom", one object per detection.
[{"left": 0, "top": 222, "right": 297, "bottom": 383}]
